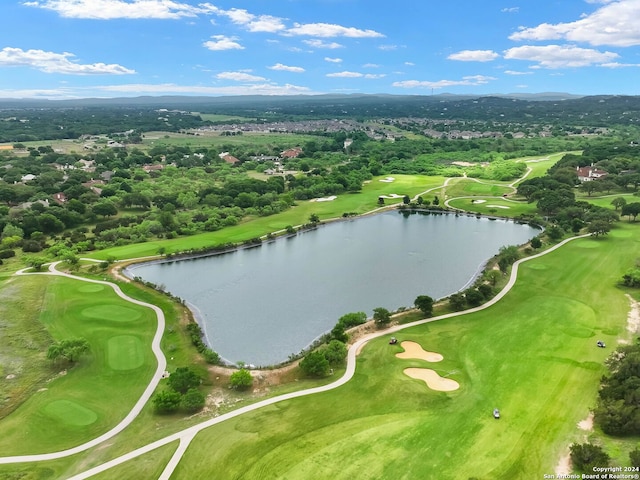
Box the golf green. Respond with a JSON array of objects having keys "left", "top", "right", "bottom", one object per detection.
[
  {"left": 81, "top": 304, "right": 143, "bottom": 322},
  {"left": 77, "top": 284, "right": 106, "bottom": 293},
  {"left": 43, "top": 400, "right": 98, "bottom": 426},
  {"left": 108, "top": 335, "right": 145, "bottom": 370}
]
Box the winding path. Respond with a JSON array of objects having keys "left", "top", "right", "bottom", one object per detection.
[
  {"left": 53, "top": 235, "right": 590, "bottom": 479},
  {"left": 0, "top": 163, "right": 578, "bottom": 477}
]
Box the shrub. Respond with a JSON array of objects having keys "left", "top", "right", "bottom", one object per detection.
[
  {"left": 229, "top": 368, "right": 253, "bottom": 390},
  {"left": 321, "top": 340, "right": 348, "bottom": 365},
  {"left": 167, "top": 367, "right": 201, "bottom": 394},
  {"left": 569, "top": 443, "right": 609, "bottom": 472},
  {"left": 153, "top": 390, "right": 182, "bottom": 414},
  {"left": 300, "top": 350, "right": 330, "bottom": 377},
  {"left": 0, "top": 249, "right": 16, "bottom": 259},
  {"left": 182, "top": 388, "right": 206, "bottom": 413},
  {"left": 373, "top": 307, "right": 391, "bottom": 328}
]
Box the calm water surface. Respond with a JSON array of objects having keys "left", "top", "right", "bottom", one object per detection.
[{"left": 128, "top": 212, "right": 539, "bottom": 366}]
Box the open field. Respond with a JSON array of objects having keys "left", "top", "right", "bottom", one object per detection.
[
  {"left": 141, "top": 131, "right": 318, "bottom": 149},
  {"left": 0, "top": 275, "right": 158, "bottom": 455},
  {"left": 167, "top": 223, "right": 640, "bottom": 479},
  {"left": 443, "top": 178, "right": 512, "bottom": 198},
  {"left": 89, "top": 174, "right": 445, "bottom": 260}
]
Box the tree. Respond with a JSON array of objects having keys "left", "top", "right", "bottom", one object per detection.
[
  {"left": 621, "top": 202, "right": 640, "bottom": 222},
  {"left": 449, "top": 293, "right": 466, "bottom": 311},
  {"left": 337, "top": 311, "right": 367, "bottom": 328},
  {"left": 330, "top": 323, "right": 348, "bottom": 343},
  {"left": 373, "top": 307, "right": 391, "bottom": 328},
  {"left": 611, "top": 197, "right": 627, "bottom": 211},
  {"left": 403, "top": 195, "right": 410, "bottom": 205},
  {"left": 322, "top": 340, "right": 348, "bottom": 365},
  {"left": 47, "top": 338, "right": 90, "bottom": 363},
  {"left": 464, "top": 289, "right": 484, "bottom": 307},
  {"left": 92, "top": 201, "right": 118, "bottom": 218},
  {"left": 229, "top": 368, "right": 253, "bottom": 390},
  {"left": 588, "top": 220, "right": 610, "bottom": 237},
  {"left": 309, "top": 213, "right": 320, "bottom": 224},
  {"left": 26, "top": 256, "right": 48, "bottom": 271},
  {"left": 299, "top": 350, "right": 330, "bottom": 377},
  {"left": 569, "top": 443, "right": 610, "bottom": 472},
  {"left": 414, "top": 295, "right": 434, "bottom": 317},
  {"left": 153, "top": 390, "right": 182, "bottom": 414},
  {"left": 530, "top": 237, "right": 542, "bottom": 249},
  {"left": 182, "top": 388, "right": 206, "bottom": 413},
  {"left": 167, "top": 367, "right": 201, "bottom": 394},
  {"left": 377, "top": 197, "right": 385, "bottom": 206},
  {"left": 433, "top": 196, "right": 440, "bottom": 206}
]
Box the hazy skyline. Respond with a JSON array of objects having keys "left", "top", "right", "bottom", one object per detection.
[{"left": 1, "top": 0, "right": 639, "bottom": 99}]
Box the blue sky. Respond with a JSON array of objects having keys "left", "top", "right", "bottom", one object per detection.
[{"left": 1, "top": 0, "right": 639, "bottom": 99}]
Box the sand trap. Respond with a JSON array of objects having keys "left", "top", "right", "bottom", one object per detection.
[
  {"left": 403, "top": 368, "right": 460, "bottom": 391},
  {"left": 379, "top": 177, "right": 395, "bottom": 183},
  {"left": 311, "top": 195, "right": 337, "bottom": 202},
  {"left": 485, "top": 205, "right": 510, "bottom": 209},
  {"left": 471, "top": 199, "right": 486, "bottom": 204},
  {"left": 395, "top": 341, "right": 443, "bottom": 362},
  {"left": 378, "top": 193, "right": 404, "bottom": 199}
]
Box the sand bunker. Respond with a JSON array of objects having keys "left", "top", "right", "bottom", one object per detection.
[
  {"left": 311, "top": 195, "right": 337, "bottom": 202},
  {"left": 485, "top": 205, "right": 510, "bottom": 209},
  {"left": 378, "top": 193, "right": 404, "bottom": 199},
  {"left": 471, "top": 199, "right": 486, "bottom": 204},
  {"left": 403, "top": 368, "right": 460, "bottom": 392},
  {"left": 379, "top": 177, "right": 395, "bottom": 183},
  {"left": 395, "top": 341, "right": 443, "bottom": 362}
]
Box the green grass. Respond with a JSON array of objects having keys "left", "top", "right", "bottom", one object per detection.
[
  {"left": 170, "top": 223, "right": 639, "bottom": 479},
  {"left": 0, "top": 275, "right": 158, "bottom": 455},
  {"left": 521, "top": 151, "right": 581, "bottom": 180},
  {"left": 447, "top": 197, "right": 537, "bottom": 217},
  {"left": 141, "top": 131, "right": 318, "bottom": 149},
  {"left": 89, "top": 174, "right": 445, "bottom": 259},
  {"left": 444, "top": 178, "right": 512, "bottom": 198}
]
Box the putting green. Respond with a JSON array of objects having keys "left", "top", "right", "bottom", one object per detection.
[
  {"left": 81, "top": 304, "right": 142, "bottom": 322},
  {"left": 77, "top": 284, "right": 106, "bottom": 293},
  {"left": 43, "top": 400, "right": 98, "bottom": 426},
  {"left": 108, "top": 335, "right": 145, "bottom": 370}
]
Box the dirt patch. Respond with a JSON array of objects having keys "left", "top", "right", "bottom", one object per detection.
[
  {"left": 578, "top": 412, "right": 594, "bottom": 431},
  {"left": 395, "top": 341, "right": 443, "bottom": 362},
  {"left": 626, "top": 294, "right": 640, "bottom": 335},
  {"left": 403, "top": 368, "right": 459, "bottom": 391},
  {"left": 555, "top": 451, "right": 571, "bottom": 476}
]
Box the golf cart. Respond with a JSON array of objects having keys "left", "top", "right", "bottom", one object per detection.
[
  {"left": 597, "top": 340, "right": 606, "bottom": 348},
  {"left": 389, "top": 337, "right": 398, "bottom": 345},
  {"left": 493, "top": 408, "right": 500, "bottom": 419}
]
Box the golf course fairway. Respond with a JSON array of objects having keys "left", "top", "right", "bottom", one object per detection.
[{"left": 167, "top": 224, "right": 638, "bottom": 479}]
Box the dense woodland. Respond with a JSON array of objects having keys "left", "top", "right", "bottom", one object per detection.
[{"left": 0, "top": 95, "right": 640, "bottom": 261}]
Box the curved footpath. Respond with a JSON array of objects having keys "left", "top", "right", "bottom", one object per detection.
[
  {"left": 0, "top": 233, "right": 585, "bottom": 480},
  {"left": 1, "top": 261, "right": 167, "bottom": 464}
]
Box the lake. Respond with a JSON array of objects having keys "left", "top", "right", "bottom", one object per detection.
[{"left": 127, "top": 211, "right": 539, "bottom": 366}]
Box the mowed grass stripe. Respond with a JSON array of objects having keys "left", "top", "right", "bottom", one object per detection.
[{"left": 173, "top": 224, "right": 639, "bottom": 479}]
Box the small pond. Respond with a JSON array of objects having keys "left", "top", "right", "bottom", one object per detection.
[{"left": 128, "top": 211, "right": 539, "bottom": 366}]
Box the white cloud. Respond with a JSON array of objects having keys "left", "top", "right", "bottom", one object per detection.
[
  {"left": 324, "top": 57, "right": 342, "bottom": 63},
  {"left": 268, "top": 63, "right": 305, "bottom": 73},
  {"left": 504, "top": 70, "right": 533, "bottom": 75},
  {"left": 218, "top": 8, "right": 286, "bottom": 33},
  {"left": 327, "top": 71, "right": 363, "bottom": 78},
  {"left": 501, "top": 7, "right": 519, "bottom": 13},
  {"left": 0, "top": 47, "right": 135, "bottom": 74},
  {"left": 203, "top": 35, "right": 244, "bottom": 51},
  {"left": 216, "top": 71, "right": 266, "bottom": 82},
  {"left": 286, "top": 22, "right": 384, "bottom": 38},
  {"left": 404, "top": 62, "right": 415, "bottom": 66},
  {"left": 326, "top": 71, "right": 385, "bottom": 79},
  {"left": 95, "top": 82, "right": 314, "bottom": 96},
  {"left": 392, "top": 75, "right": 496, "bottom": 89},
  {"left": 509, "top": 0, "right": 640, "bottom": 46},
  {"left": 599, "top": 62, "right": 640, "bottom": 68},
  {"left": 363, "top": 63, "right": 380, "bottom": 68},
  {"left": 303, "top": 39, "right": 343, "bottom": 49},
  {"left": 504, "top": 44, "right": 619, "bottom": 68},
  {"left": 22, "top": 0, "right": 219, "bottom": 20},
  {"left": 448, "top": 50, "right": 499, "bottom": 62},
  {"left": 378, "top": 44, "right": 398, "bottom": 51}
]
